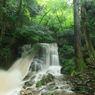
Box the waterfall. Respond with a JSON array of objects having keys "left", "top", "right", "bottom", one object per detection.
[
  {"left": 50, "top": 43, "right": 59, "bottom": 66},
  {"left": 18, "top": 43, "right": 77, "bottom": 95},
  {"left": 0, "top": 45, "right": 36, "bottom": 95},
  {"left": 25, "top": 43, "right": 61, "bottom": 74},
  {"left": 1, "top": 43, "right": 77, "bottom": 95}
]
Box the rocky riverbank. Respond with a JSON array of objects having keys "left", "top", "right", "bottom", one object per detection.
[{"left": 19, "top": 71, "right": 83, "bottom": 95}]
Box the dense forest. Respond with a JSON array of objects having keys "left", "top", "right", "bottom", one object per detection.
[{"left": 0, "top": 0, "right": 95, "bottom": 94}]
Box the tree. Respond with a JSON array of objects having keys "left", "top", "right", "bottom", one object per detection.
[
  {"left": 81, "top": 0, "right": 95, "bottom": 67},
  {"left": 0, "top": 0, "right": 42, "bottom": 68},
  {"left": 73, "top": 0, "right": 86, "bottom": 73},
  {"left": 36, "top": 0, "right": 73, "bottom": 42}
]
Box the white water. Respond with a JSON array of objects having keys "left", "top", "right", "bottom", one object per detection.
[
  {"left": 30, "top": 43, "right": 60, "bottom": 72},
  {"left": 0, "top": 46, "right": 36, "bottom": 95},
  {"left": 18, "top": 43, "right": 77, "bottom": 95},
  {"left": 0, "top": 43, "right": 77, "bottom": 95}
]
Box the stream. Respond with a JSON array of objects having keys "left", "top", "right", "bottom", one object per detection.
[
  {"left": 18, "top": 43, "right": 78, "bottom": 95},
  {"left": 0, "top": 43, "right": 79, "bottom": 95}
]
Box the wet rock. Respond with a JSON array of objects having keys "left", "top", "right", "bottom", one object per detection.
[
  {"left": 23, "top": 78, "right": 35, "bottom": 89},
  {"left": 19, "top": 90, "right": 32, "bottom": 95},
  {"left": 36, "top": 73, "right": 55, "bottom": 87},
  {"left": 45, "top": 82, "right": 57, "bottom": 91},
  {"left": 41, "top": 91, "right": 59, "bottom": 95},
  {"left": 23, "top": 72, "right": 35, "bottom": 81},
  {"left": 60, "top": 84, "right": 71, "bottom": 90},
  {"left": 19, "top": 71, "right": 82, "bottom": 95}
]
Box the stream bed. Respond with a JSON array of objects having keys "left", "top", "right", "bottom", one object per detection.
[
  {"left": 19, "top": 66, "right": 77, "bottom": 95},
  {"left": 16, "top": 43, "right": 81, "bottom": 95}
]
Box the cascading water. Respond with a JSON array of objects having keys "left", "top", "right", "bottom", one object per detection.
[
  {"left": 18, "top": 43, "right": 78, "bottom": 95},
  {"left": 50, "top": 43, "right": 59, "bottom": 66},
  {"left": 29, "top": 43, "right": 61, "bottom": 74}
]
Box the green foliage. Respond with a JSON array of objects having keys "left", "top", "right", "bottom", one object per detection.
[
  {"left": 61, "top": 58, "right": 75, "bottom": 75},
  {"left": 0, "top": 47, "right": 11, "bottom": 57},
  {"left": 82, "top": 1, "right": 95, "bottom": 34},
  {"left": 91, "top": 72, "right": 95, "bottom": 77},
  {"left": 36, "top": 82, "right": 42, "bottom": 87},
  {"left": 60, "top": 45, "right": 74, "bottom": 54},
  {"left": 0, "top": 46, "right": 11, "bottom": 61},
  {"left": 68, "top": 70, "right": 95, "bottom": 95},
  {"left": 58, "top": 28, "right": 74, "bottom": 45},
  {"left": 33, "top": 44, "right": 41, "bottom": 51},
  {"left": 36, "top": 73, "right": 55, "bottom": 87},
  {"left": 20, "top": 25, "right": 53, "bottom": 42},
  {"left": 35, "top": 0, "right": 73, "bottom": 32},
  {"left": 0, "top": 0, "right": 74, "bottom": 68},
  {"left": 0, "top": 0, "right": 74, "bottom": 45}
]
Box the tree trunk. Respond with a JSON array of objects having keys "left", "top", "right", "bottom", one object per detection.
[
  {"left": 73, "top": 0, "right": 86, "bottom": 72},
  {"left": 81, "top": 4, "right": 95, "bottom": 67}
]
